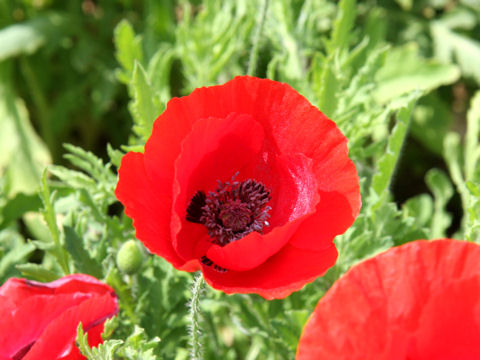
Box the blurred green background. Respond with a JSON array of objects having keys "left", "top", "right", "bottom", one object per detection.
[{"left": 1, "top": 0, "right": 480, "bottom": 358}]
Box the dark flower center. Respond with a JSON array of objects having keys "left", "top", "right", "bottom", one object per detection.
[
  {"left": 186, "top": 178, "right": 271, "bottom": 246},
  {"left": 219, "top": 200, "right": 251, "bottom": 231}
]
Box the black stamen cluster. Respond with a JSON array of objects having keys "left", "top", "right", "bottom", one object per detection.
[{"left": 186, "top": 178, "right": 271, "bottom": 246}]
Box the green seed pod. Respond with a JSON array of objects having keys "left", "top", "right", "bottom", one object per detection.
[{"left": 116, "top": 240, "right": 143, "bottom": 274}]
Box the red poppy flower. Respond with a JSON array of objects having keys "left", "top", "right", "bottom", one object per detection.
[
  {"left": 115, "top": 76, "right": 360, "bottom": 299},
  {"left": 0, "top": 274, "right": 118, "bottom": 360},
  {"left": 296, "top": 239, "right": 480, "bottom": 359}
]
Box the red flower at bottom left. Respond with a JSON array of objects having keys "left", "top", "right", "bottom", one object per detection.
[{"left": 0, "top": 274, "right": 118, "bottom": 360}]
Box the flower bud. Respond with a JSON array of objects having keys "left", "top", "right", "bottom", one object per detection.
[{"left": 116, "top": 240, "right": 143, "bottom": 274}]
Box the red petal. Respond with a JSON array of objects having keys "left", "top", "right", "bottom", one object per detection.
[
  {"left": 241, "top": 153, "right": 318, "bottom": 228},
  {"left": 0, "top": 274, "right": 117, "bottom": 360},
  {"left": 0, "top": 274, "right": 112, "bottom": 305},
  {"left": 289, "top": 191, "right": 355, "bottom": 251},
  {"left": 171, "top": 113, "right": 265, "bottom": 261},
  {"left": 115, "top": 152, "right": 187, "bottom": 269},
  {"left": 296, "top": 239, "right": 480, "bottom": 359},
  {"left": 206, "top": 222, "right": 297, "bottom": 272},
  {"left": 203, "top": 243, "right": 338, "bottom": 299},
  {"left": 0, "top": 294, "right": 89, "bottom": 358},
  {"left": 24, "top": 293, "right": 117, "bottom": 360}
]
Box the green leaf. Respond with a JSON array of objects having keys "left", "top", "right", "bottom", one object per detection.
[
  {"left": 328, "top": 0, "right": 356, "bottom": 52},
  {"left": 114, "top": 19, "right": 144, "bottom": 84},
  {"left": 49, "top": 166, "right": 96, "bottom": 190},
  {"left": 107, "top": 144, "right": 124, "bottom": 169},
  {"left": 63, "top": 144, "right": 111, "bottom": 181},
  {"left": 374, "top": 43, "right": 460, "bottom": 103},
  {"left": 312, "top": 53, "right": 340, "bottom": 118},
  {"left": 129, "top": 62, "right": 162, "bottom": 141},
  {"left": 269, "top": 310, "right": 309, "bottom": 352},
  {"left": 64, "top": 226, "right": 103, "bottom": 278},
  {"left": 0, "top": 230, "right": 35, "bottom": 282},
  {"left": 147, "top": 45, "right": 175, "bottom": 104},
  {"left": 76, "top": 324, "right": 123, "bottom": 360},
  {"left": 0, "top": 193, "right": 42, "bottom": 229},
  {"left": 119, "top": 326, "right": 160, "bottom": 360},
  {"left": 402, "top": 194, "right": 434, "bottom": 229},
  {"left": 0, "top": 68, "right": 51, "bottom": 197},
  {"left": 16, "top": 263, "right": 60, "bottom": 282},
  {"left": 371, "top": 92, "right": 419, "bottom": 205},
  {"left": 425, "top": 169, "right": 454, "bottom": 238},
  {"left": 39, "top": 170, "right": 70, "bottom": 274},
  {"left": 431, "top": 21, "right": 480, "bottom": 83},
  {"left": 411, "top": 93, "right": 452, "bottom": 155},
  {"left": 465, "top": 91, "right": 480, "bottom": 181}
]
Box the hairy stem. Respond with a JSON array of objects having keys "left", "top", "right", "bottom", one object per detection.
[
  {"left": 188, "top": 272, "right": 205, "bottom": 360},
  {"left": 247, "top": 0, "right": 269, "bottom": 76}
]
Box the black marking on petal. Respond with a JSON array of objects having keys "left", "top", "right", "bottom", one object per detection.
[
  {"left": 200, "top": 255, "right": 227, "bottom": 272},
  {"left": 186, "top": 190, "right": 206, "bottom": 223}
]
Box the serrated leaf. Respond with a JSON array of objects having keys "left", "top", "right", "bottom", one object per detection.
[
  {"left": 147, "top": 45, "right": 175, "bottom": 104},
  {"left": 328, "top": 0, "right": 356, "bottom": 52},
  {"left": 63, "top": 144, "right": 111, "bottom": 181},
  {"left": 16, "top": 263, "right": 60, "bottom": 282},
  {"left": 371, "top": 93, "right": 419, "bottom": 204},
  {"left": 114, "top": 20, "right": 144, "bottom": 84},
  {"left": 425, "top": 169, "right": 454, "bottom": 238},
  {"left": 0, "top": 233, "right": 35, "bottom": 282},
  {"left": 402, "top": 194, "right": 434, "bottom": 229},
  {"left": 40, "top": 170, "right": 70, "bottom": 274},
  {"left": 465, "top": 91, "right": 480, "bottom": 181},
  {"left": 40, "top": 170, "right": 60, "bottom": 245},
  {"left": 431, "top": 21, "right": 480, "bottom": 83},
  {"left": 107, "top": 144, "right": 124, "bottom": 169},
  {"left": 77, "top": 324, "right": 122, "bottom": 360},
  {"left": 312, "top": 53, "right": 340, "bottom": 118},
  {"left": 374, "top": 43, "right": 460, "bottom": 103},
  {"left": 129, "top": 62, "right": 162, "bottom": 141},
  {"left": 64, "top": 226, "right": 103, "bottom": 278},
  {"left": 49, "top": 166, "right": 96, "bottom": 190},
  {"left": 120, "top": 326, "right": 160, "bottom": 360}
]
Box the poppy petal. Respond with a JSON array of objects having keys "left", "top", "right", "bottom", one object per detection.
[
  {"left": 0, "top": 294, "right": 90, "bottom": 358},
  {"left": 115, "top": 152, "right": 187, "bottom": 269},
  {"left": 289, "top": 191, "right": 354, "bottom": 251},
  {"left": 24, "top": 293, "right": 117, "bottom": 360},
  {"left": 0, "top": 274, "right": 117, "bottom": 360},
  {"left": 0, "top": 274, "right": 114, "bottom": 304},
  {"left": 203, "top": 243, "right": 338, "bottom": 299},
  {"left": 296, "top": 239, "right": 480, "bottom": 359}
]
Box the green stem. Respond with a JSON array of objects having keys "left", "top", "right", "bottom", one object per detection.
[
  {"left": 188, "top": 272, "right": 205, "bottom": 360},
  {"left": 247, "top": 0, "right": 269, "bottom": 76}
]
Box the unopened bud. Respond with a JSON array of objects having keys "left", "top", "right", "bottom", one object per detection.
[{"left": 116, "top": 240, "right": 143, "bottom": 274}]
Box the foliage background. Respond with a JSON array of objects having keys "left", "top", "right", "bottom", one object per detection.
[{"left": 0, "top": 0, "right": 480, "bottom": 358}]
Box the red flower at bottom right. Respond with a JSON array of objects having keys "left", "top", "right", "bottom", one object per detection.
[{"left": 296, "top": 239, "right": 480, "bottom": 360}]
